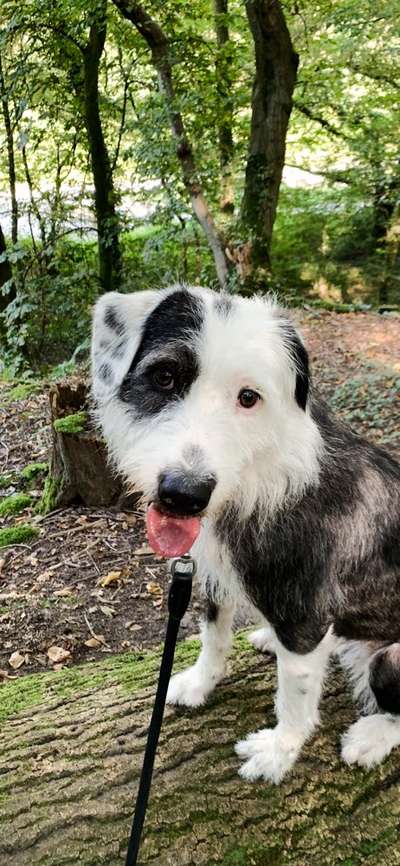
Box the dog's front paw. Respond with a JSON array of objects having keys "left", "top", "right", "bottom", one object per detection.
[
  {"left": 248, "top": 626, "right": 276, "bottom": 655},
  {"left": 235, "top": 727, "right": 300, "bottom": 783},
  {"left": 166, "top": 666, "right": 212, "bottom": 708},
  {"left": 341, "top": 715, "right": 400, "bottom": 768}
]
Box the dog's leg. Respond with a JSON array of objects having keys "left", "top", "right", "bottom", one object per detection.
[
  {"left": 248, "top": 624, "right": 277, "bottom": 655},
  {"left": 342, "top": 642, "right": 400, "bottom": 767},
  {"left": 236, "top": 629, "right": 334, "bottom": 783},
  {"left": 167, "top": 599, "right": 235, "bottom": 708}
]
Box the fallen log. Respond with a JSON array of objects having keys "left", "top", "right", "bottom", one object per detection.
[{"left": 1, "top": 637, "right": 400, "bottom": 865}]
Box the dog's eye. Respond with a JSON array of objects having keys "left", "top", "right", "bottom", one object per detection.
[
  {"left": 152, "top": 368, "right": 175, "bottom": 391},
  {"left": 238, "top": 388, "right": 260, "bottom": 409}
]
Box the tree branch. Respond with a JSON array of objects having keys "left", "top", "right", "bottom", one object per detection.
[{"left": 111, "top": 0, "right": 230, "bottom": 289}]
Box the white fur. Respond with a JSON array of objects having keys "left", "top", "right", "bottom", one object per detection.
[
  {"left": 342, "top": 714, "right": 400, "bottom": 767},
  {"left": 167, "top": 602, "right": 235, "bottom": 707},
  {"left": 236, "top": 628, "right": 336, "bottom": 782}
]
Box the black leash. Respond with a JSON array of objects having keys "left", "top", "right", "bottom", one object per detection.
[{"left": 125, "top": 554, "right": 196, "bottom": 866}]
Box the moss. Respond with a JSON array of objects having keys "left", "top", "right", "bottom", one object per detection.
[
  {"left": 0, "top": 472, "right": 17, "bottom": 489},
  {"left": 3, "top": 381, "right": 40, "bottom": 402},
  {"left": 0, "top": 632, "right": 259, "bottom": 727},
  {"left": 0, "top": 493, "right": 32, "bottom": 517},
  {"left": 53, "top": 411, "right": 88, "bottom": 434},
  {"left": 21, "top": 462, "right": 48, "bottom": 483},
  {"left": 35, "top": 473, "right": 62, "bottom": 515},
  {"left": 0, "top": 523, "right": 40, "bottom": 548}
]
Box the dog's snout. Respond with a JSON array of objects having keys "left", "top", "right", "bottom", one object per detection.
[{"left": 158, "top": 472, "right": 216, "bottom": 516}]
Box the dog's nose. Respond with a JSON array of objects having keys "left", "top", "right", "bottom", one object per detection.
[{"left": 158, "top": 472, "right": 216, "bottom": 516}]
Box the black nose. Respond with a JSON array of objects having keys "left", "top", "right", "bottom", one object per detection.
[{"left": 158, "top": 472, "right": 216, "bottom": 516}]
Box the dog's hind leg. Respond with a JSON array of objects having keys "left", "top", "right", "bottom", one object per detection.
[
  {"left": 236, "top": 628, "right": 335, "bottom": 783},
  {"left": 342, "top": 643, "right": 400, "bottom": 768},
  {"left": 248, "top": 625, "right": 277, "bottom": 655},
  {"left": 166, "top": 599, "right": 235, "bottom": 708}
]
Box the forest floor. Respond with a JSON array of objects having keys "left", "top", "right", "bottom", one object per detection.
[{"left": 0, "top": 309, "right": 399, "bottom": 682}]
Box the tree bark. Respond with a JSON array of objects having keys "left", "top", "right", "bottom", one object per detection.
[
  {"left": 0, "top": 53, "right": 18, "bottom": 249},
  {"left": 1, "top": 642, "right": 400, "bottom": 865},
  {"left": 213, "top": 0, "right": 235, "bottom": 214},
  {"left": 241, "top": 0, "right": 299, "bottom": 278},
  {"left": 112, "top": 0, "right": 231, "bottom": 290},
  {"left": 39, "top": 380, "right": 134, "bottom": 512},
  {"left": 0, "top": 222, "right": 14, "bottom": 323},
  {"left": 83, "top": 2, "right": 122, "bottom": 293}
]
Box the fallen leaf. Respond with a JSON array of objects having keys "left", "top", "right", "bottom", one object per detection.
[
  {"left": 134, "top": 545, "right": 153, "bottom": 556},
  {"left": 99, "top": 570, "right": 122, "bottom": 588},
  {"left": 99, "top": 605, "right": 115, "bottom": 617},
  {"left": 0, "top": 558, "right": 5, "bottom": 575},
  {"left": 53, "top": 587, "right": 73, "bottom": 597},
  {"left": 84, "top": 636, "right": 104, "bottom": 649},
  {"left": 47, "top": 645, "right": 71, "bottom": 664},
  {"left": 9, "top": 650, "right": 26, "bottom": 670},
  {"left": 125, "top": 514, "right": 137, "bottom": 527},
  {"left": 146, "top": 580, "right": 162, "bottom": 596}
]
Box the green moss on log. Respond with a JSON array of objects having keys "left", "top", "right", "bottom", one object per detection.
[
  {"left": 53, "top": 411, "right": 88, "bottom": 434},
  {"left": 0, "top": 493, "right": 32, "bottom": 517},
  {"left": 0, "top": 523, "right": 39, "bottom": 548},
  {"left": 35, "top": 473, "right": 63, "bottom": 515},
  {"left": 21, "top": 462, "right": 48, "bottom": 483}
]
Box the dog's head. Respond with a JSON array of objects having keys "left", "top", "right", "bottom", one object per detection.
[{"left": 92, "top": 286, "right": 322, "bottom": 552}]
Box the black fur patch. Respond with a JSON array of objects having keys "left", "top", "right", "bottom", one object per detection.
[
  {"left": 119, "top": 289, "right": 204, "bottom": 414},
  {"left": 99, "top": 362, "right": 112, "bottom": 382},
  {"left": 370, "top": 646, "right": 400, "bottom": 714},
  {"left": 217, "top": 397, "right": 400, "bottom": 654},
  {"left": 283, "top": 324, "right": 309, "bottom": 410},
  {"left": 104, "top": 306, "right": 125, "bottom": 336}
]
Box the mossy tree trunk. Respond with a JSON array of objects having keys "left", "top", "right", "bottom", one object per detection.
[
  {"left": 40, "top": 380, "right": 131, "bottom": 513},
  {"left": 1, "top": 640, "right": 400, "bottom": 865}
]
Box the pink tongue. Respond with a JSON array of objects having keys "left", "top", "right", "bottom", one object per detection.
[{"left": 146, "top": 504, "right": 201, "bottom": 557}]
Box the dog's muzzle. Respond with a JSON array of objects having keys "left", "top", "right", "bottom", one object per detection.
[{"left": 157, "top": 471, "right": 216, "bottom": 516}]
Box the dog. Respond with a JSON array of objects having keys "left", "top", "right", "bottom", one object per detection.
[{"left": 91, "top": 285, "right": 400, "bottom": 783}]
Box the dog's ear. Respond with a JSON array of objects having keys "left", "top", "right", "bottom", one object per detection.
[
  {"left": 281, "top": 322, "right": 310, "bottom": 411},
  {"left": 91, "top": 290, "right": 159, "bottom": 402}
]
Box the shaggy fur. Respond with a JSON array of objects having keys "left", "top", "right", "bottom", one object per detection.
[{"left": 92, "top": 285, "right": 400, "bottom": 783}]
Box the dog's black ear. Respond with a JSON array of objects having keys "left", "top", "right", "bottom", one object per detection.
[
  {"left": 282, "top": 323, "right": 310, "bottom": 411},
  {"left": 91, "top": 290, "right": 159, "bottom": 403}
]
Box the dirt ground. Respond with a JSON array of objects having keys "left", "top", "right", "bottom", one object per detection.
[{"left": 0, "top": 309, "right": 399, "bottom": 680}]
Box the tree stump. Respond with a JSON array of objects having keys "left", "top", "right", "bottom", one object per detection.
[
  {"left": 40, "top": 381, "right": 135, "bottom": 512},
  {"left": 1, "top": 637, "right": 400, "bottom": 865}
]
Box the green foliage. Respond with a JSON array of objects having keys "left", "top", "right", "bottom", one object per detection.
[
  {"left": 0, "top": 493, "right": 32, "bottom": 517},
  {"left": 0, "top": 0, "right": 399, "bottom": 370},
  {"left": 21, "top": 462, "right": 48, "bottom": 483},
  {"left": 2, "top": 381, "right": 40, "bottom": 402},
  {"left": 53, "top": 410, "right": 87, "bottom": 434},
  {"left": 36, "top": 474, "right": 63, "bottom": 516},
  {"left": 0, "top": 523, "right": 39, "bottom": 548}
]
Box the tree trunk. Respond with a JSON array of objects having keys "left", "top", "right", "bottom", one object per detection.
[
  {"left": 0, "top": 53, "right": 18, "bottom": 249},
  {"left": 0, "top": 222, "right": 14, "bottom": 328},
  {"left": 112, "top": 0, "right": 231, "bottom": 290},
  {"left": 39, "top": 380, "right": 134, "bottom": 512},
  {"left": 1, "top": 640, "right": 400, "bottom": 865},
  {"left": 214, "top": 0, "right": 235, "bottom": 214},
  {"left": 240, "top": 0, "right": 298, "bottom": 281},
  {"left": 83, "top": 2, "right": 122, "bottom": 293}
]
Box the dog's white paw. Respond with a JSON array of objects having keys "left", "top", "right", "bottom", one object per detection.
[
  {"left": 235, "top": 727, "right": 300, "bottom": 783},
  {"left": 248, "top": 627, "right": 276, "bottom": 655},
  {"left": 341, "top": 714, "right": 400, "bottom": 768},
  {"left": 166, "top": 666, "right": 212, "bottom": 708}
]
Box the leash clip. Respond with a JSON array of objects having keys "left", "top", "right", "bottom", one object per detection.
[{"left": 168, "top": 555, "right": 195, "bottom": 620}]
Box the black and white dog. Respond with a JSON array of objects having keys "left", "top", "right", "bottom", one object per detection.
[{"left": 92, "top": 285, "right": 400, "bottom": 783}]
